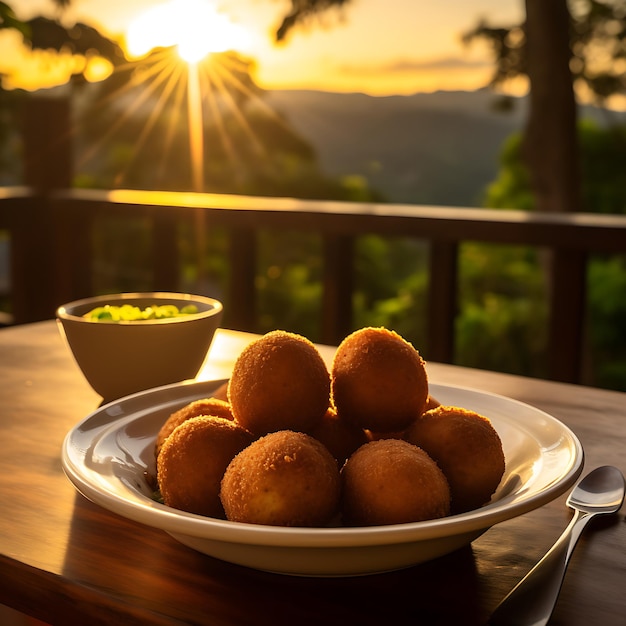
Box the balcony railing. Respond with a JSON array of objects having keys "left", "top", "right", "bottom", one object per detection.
[{"left": 2, "top": 184, "right": 626, "bottom": 386}]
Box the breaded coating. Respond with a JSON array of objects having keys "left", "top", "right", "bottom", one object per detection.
[
  {"left": 405, "top": 405, "right": 505, "bottom": 513},
  {"left": 425, "top": 394, "right": 441, "bottom": 410},
  {"left": 228, "top": 330, "right": 330, "bottom": 436},
  {"left": 210, "top": 381, "right": 229, "bottom": 402},
  {"left": 155, "top": 397, "right": 233, "bottom": 458},
  {"left": 157, "top": 416, "right": 254, "bottom": 518},
  {"left": 331, "top": 327, "right": 429, "bottom": 432},
  {"left": 341, "top": 439, "right": 450, "bottom": 526},
  {"left": 309, "top": 407, "right": 369, "bottom": 467},
  {"left": 220, "top": 430, "right": 341, "bottom": 527}
]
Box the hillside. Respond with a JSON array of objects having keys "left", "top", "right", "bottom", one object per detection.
[
  {"left": 265, "top": 89, "right": 623, "bottom": 207},
  {"left": 264, "top": 89, "right": 522, "bottom": 206}
]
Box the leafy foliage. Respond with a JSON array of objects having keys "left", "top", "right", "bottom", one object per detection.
[
  {"left": 275, "top": 0, "right": 354, "bottom": 42},
  {"left": 463, "top": 0, "right": 626, "bottom": 106},
  {"left": 485, "top": 120, "right": 626, "bottom": 214},
  {"left": 587, "top": 255, "right": 626, "bottom": 388},
  {"left": 482, "top": 120, "right": 626, "bottom": 389},
  {"left": 0, "top": 1, "right": 29, "bottom": 38},
  {"left": 456, "top": 243, "right": 548, "bottom": 377}
]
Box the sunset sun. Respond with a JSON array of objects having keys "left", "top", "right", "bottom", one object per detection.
[
  {"left": 89, "top": 0, "right": 271, "bottom": 200},
  {"left": 126, "top": 0, "right": 250, "bottom": 63}
]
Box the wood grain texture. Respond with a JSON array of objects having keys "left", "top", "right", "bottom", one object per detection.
[{"left": 0, "top": 322, "right": 624, "bottom": 625}]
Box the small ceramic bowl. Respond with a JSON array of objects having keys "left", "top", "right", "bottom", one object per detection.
[{"left": 56, "top": 292, "right": 223, "bottom": 402}]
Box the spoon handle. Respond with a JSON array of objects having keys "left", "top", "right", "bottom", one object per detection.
[{"left": 487, "top": 509, "right": 592, "bottom": 626}]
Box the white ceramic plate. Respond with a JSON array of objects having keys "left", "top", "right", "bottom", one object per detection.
[{"left": 62, "top": 379, "right": 584, "bottom": 577}]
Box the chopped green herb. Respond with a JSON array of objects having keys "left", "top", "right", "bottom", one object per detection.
[{"left": 83, "top": 303, "right": 199, "bottom": 322}]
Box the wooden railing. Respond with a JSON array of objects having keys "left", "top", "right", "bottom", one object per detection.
[{"left": 2, "top": 185, "right": 626, "bottom": 385}]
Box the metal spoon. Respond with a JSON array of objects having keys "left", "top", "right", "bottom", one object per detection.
[{"left": 487, "top": 465, "right": 625, "bottom": 626}]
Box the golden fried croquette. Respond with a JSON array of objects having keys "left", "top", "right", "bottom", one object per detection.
[
  {"left": 157, "top": 416, "right": 254, "bottom": 518},
  {"left": 331, "top": 327, "right": 429, "bottom": 432},
  {"left": 365, "top": 398, "right": 439, "bottom": 442},
  {"left": 220, "top": 430, "right": 341, "bottom": 527},
  {"left": 211, "top": 381, "right": 229, "bottom": 402},
  {"left": 341, "top": 439, "right": 450, "bottom": 526},
  {"left": 365, "top": 428, "right": 408, "bottom": 441},
  {"left": 404, "top": 405, "right": 505, "bottom": 513},
  {"left": 228, "top": 330, "right": 331, "bottom": 436},
  {"left": 309, "top": 407, "right": 369, "bottom": 467},
  {"left": 425, "top": 394, "right": 441, "bottom": 410},
  {"left": 155, "top": 397, "right": 233, "bottom": 458}
]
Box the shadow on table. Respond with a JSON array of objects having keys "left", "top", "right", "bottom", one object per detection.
[{"left": 61, "top": 494, "right": 486, "bottom": 625}]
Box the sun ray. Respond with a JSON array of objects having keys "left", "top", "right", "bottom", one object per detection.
[
  {"left": 201, "top": 65, "right": 240, "bottom": 181},
  {"left": 88, "top": 49, "right": 174, "bottom": 112},
  {"left": 201, "top": 67, "right": 235, "bottom": 153},
  {"left": 216, "top": 54, "right": 297, "bottom": 130},
  {"left": 155, "top": 65, "right": 190, "bottom": 184},
  {"left": 187, "top": 62, "right": 204, "bottom": 192},
  {"left": 113, "top": 61, "right": 187, "bottom": 187},
  {"left": 206, "top": 61, "right": 266, "bottom": 158},
  {"left": 204, "top": 52, "right": 307, "bottom": 167},
  {"left": 77, "top": 51, "right": 180, "bottom": 171},
  {"left": 71, "top": 0, "right": 298, "bottom": 200}
]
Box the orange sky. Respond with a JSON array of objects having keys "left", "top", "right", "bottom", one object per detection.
[{"left": 1, "top": 0, "right": 526, "bottom": 95}]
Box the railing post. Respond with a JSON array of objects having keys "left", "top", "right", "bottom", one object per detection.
[
  {"left": 50, "top": 198, "right": 93, "bottom": 304},
  {"left": 14, "top": 95, "right": 74, "bottom": 322},
  {"left": 152, "top": 213, "right": 180, "bottom": 291},
  {"left": 546, "top": 248, "right": 587, "bottom": 383},
  {"left": 321, "top": 233, "right": 354, "bottom": 344},
  {"left": 427, "top": 240, "right": 458, "bottom": 363},
  {"left": 227, "top": 227, "right": 256, "bottom": 331}
]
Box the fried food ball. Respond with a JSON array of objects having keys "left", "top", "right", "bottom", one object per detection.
[
  {"left": 155, "top": 398, "right": 234, "bottom": 458},
  {"left": 365, "top": 395, "right": 439, "bottom": 441},
  {"left": 341, "top": 439, "right": 450, "bottom": 526},
  {"left": 365, "top": 427, "right": 408, "bottom": 441},
  {"left": 157, "top": 416, "right": 254, "bottom": 518},
  {"left": 220, "top": 430, "right": 341, "bottom": 527},
  {"left": 404, "top": 405, "right": 505, "bottom": 513},
  {"left": 228, "top": 330, "right": 331, "bottom": 436},
  {"left": 425, "top": 394, "right": 441, "bottom": 410},
  {"left": 309, "top": 407, "right": 369, "bottom": 467},
  {"left": 211, "top": 381, "right": 229, "bottom": 402},
  {"left": 331, "top": 327, "right": 428, "bottom": 432}
]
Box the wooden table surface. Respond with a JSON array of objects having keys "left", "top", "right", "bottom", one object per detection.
[{"left": 0, "top": 321, "right": 624, "bottom": 625}]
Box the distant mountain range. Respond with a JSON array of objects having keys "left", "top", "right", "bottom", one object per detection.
[{"left": 265, "top": 89, "right": 624, "bottom": 207}]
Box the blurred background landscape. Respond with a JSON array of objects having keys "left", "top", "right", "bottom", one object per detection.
[{"left": 1, "top": 0, "right": 625, "bottom": 390}]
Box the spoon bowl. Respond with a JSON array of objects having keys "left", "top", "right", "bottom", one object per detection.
[{"left": 567, "top": 465, "right": 625, "bottom": 514}]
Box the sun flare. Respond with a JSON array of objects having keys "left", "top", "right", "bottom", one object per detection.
[{"left": 126, "top": 0, "right": 250, "bottom": 63}]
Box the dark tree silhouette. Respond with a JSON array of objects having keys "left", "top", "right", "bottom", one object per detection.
[
  {"left": 464, "top": 0, "right": 626, "bottom": 213},
  {"left": 24, "top": 16, "right": 126, "bottom": 85},
  {"left": 275, "top": 0, "right": 353, "bottom": 41},
  {"left": 524, "top": 0, "right": 582, "bottom": 213},
  {"left": 0, "top": 1, "right": 28, "bottom": 37}
]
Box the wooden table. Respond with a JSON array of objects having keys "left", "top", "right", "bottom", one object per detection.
[{"left": 0, "top": 321, "right": 624, "bottom": 625}]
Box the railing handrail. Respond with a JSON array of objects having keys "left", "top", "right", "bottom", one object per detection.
[
  {"left": 0, "top": 186, "right": 32, "bottom": 200},
  {"left": 2, "top": 185, "right": 626, "bottom": 385},
  {"left": 46, "top": 187, "right": 626, "bottom": 251}
]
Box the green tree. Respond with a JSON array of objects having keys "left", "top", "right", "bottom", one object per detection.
[
  {"left": 464, "top": 0, "right": 626, "bottom": 215},
  {"left": 0, "top": 1, "right": 28, "bottom": 37},
  {"left": 486, "top": 121, "right": 626, "bottom": 215},
  {"left": 483, "top": 120, "right": 626, "bottom": 389}
]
